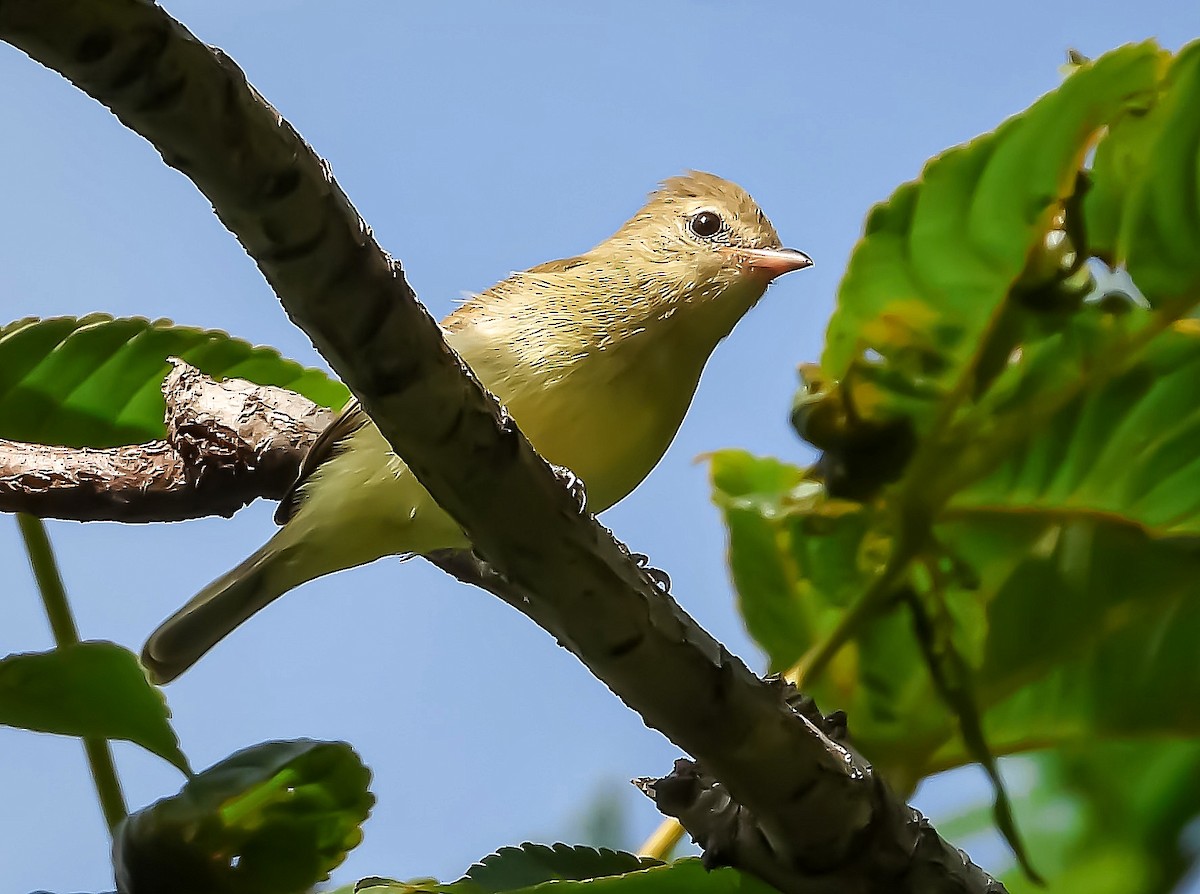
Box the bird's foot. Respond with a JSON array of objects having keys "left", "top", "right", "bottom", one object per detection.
[
  {"left": 629, "top": 551, "right": 672, "bottom": 595},
  {"left": 550, "top": 463, "right": 588, "bottom": 514}
]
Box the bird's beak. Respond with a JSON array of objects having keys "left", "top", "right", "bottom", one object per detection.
[{"left": 740, "top": 247, "right": 814, "bottom": 280}]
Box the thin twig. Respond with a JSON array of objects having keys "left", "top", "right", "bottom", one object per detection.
[{"left": 638, "top": 816, "right": 686, "bottom": 860}]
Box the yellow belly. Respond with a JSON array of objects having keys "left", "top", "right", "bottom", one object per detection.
[{"left": 502, "top": 344, "right": 696, "bottom": 512}]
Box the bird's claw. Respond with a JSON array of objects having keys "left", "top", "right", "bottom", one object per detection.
[
  {"left": 629, "top": 551, "right": 672, "bottom": 594},
  {"left": 550, "top": 463, "right": 588, "bottom": 514}
]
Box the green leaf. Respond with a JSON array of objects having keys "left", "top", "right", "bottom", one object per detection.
[
  {"left": 711, "top": 444, "right": 1200, "bottom": 782},
  {"left": 462, "top": 844, "right": 663, "bottom": 892},
  {"left": 904, "top": 580, "right": 1040, "bottom": 881},
  {"left": 0, "top": 314, "right": 349, "bottom": 448},
  {"left": 853, "top": 510, "right": 1200, "bottom": 777},
  {"left": 710, "top": 452, "right": 931, "bottom": 783},
  {"left": 0, "top": 641, "right": 188, "bottom": 773},
  {"left": 954, "top": 323, "right": 1200, "bottom": 536},
  {"left": 819, "top": 43, "right": 1162, "bottom": 433},
  {"left": 1082, "top": 55, "right": 1170, "bottom": 264},
  {"left": 354, "top": 856, "right": 772, "bottom": 894},
  {"left": 710, "top": 449, "right": 873, "bottom": 672},
  {"left": 709, "top": 452, "right": 947, "bottom": 791},
  {"left": 925, "top": 515, "right": 1200, "bottom": 772},
  {"left": 1118, "top": 43, "right": 1200, "bottom": 305},
  {"left": 114, "top": 739, "right": 373, "bottom": 894},
  {"left": 936, "top": 743, "right": 1200, "bottom": 894}
]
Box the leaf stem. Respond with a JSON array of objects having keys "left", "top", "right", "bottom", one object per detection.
[
  {"left": 81, "top": 738, "right": 129, "bottom": 833},
  {"left": 16, "top": 514, "right": 128, "bottom": 833},
  {"left": 18, "top": 513, "right": 81, "bottom": 646},
  {"left": 786, "top": 529, "right": 920, "bottom": 690}
]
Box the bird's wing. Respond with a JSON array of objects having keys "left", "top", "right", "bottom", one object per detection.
[
  {"left": 274, "top": 398, "right": 372, "bottom": 525},
  {"left": 278, "top": 256, "right": 590, "bottom": 525},
  {"left": 441, "top": 255, "right": 590, "bottom": 333}
]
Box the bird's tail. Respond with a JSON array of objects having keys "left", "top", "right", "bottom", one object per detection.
[{"left": 141, "top": 531, "right": 309, "bottom": 684}]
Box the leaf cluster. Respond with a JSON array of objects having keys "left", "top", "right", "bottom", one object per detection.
[{"left": 714, "top": 41, "right": 1200, "bottom": 891}]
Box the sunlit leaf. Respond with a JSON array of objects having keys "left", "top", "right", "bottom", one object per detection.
[
  {"left": 709, "top": 451, "right": 943, "bottom": 790},
  {"left": 926, "top": 516, "right": 1200, "bottom": 772},
  {"left": 0, "top": 314, "right": 349, "bottom": 448},
  {"left": 713, "top": 442, "right": 1200, "bottom": 780},
  {"left": 710, "top": 449, "right": 873, "bottom": 671},
  {"left": 954, "top": 324, "right": 1200, "bottom": 537},
  {"left": 821, "top": 42, "right": 1162, "bottom": 434},
  {"left": 1118, "top": 43, "right": 1200, "bottom": 305},
  {"left": 1083, "top": 53, "right": 1171, "bottom": 264}
]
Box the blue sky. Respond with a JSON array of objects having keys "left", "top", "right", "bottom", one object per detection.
[{"left": 1, "top": 3, "right": 1197, "bottom": 891}]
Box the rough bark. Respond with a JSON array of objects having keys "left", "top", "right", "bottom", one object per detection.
[
  {"left": 0, "top": 3, "right": 1007, "bottom": 891},
  {"left": 0, "top": 362, "right": 331, "bottom": 522}
]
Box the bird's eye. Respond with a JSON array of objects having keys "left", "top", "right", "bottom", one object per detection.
[{"left": 688, "top": 210, "right": 723, "bottom": 239}]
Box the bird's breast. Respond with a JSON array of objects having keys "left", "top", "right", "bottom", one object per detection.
[{"left": 462, "top": 327, "right": 706, "bottom": 513}]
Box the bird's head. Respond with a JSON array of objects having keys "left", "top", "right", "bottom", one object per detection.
[
  {"left": 450, "top": 173, "right": 810, "bottom": 366},
  {"left": 598, "top": 171, "right": 811, "bottom": 340}
]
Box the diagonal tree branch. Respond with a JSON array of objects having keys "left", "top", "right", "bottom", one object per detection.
[
  {"left": 0, "top": 2, "right": 1005, "bottom": 891},
  {"left": 0, "top": 362, "right": 331, "bottom": 522}
]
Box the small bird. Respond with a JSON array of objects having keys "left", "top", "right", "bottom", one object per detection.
[{"left": 142, "top": 172, "right": 811, "bottom": 682}]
